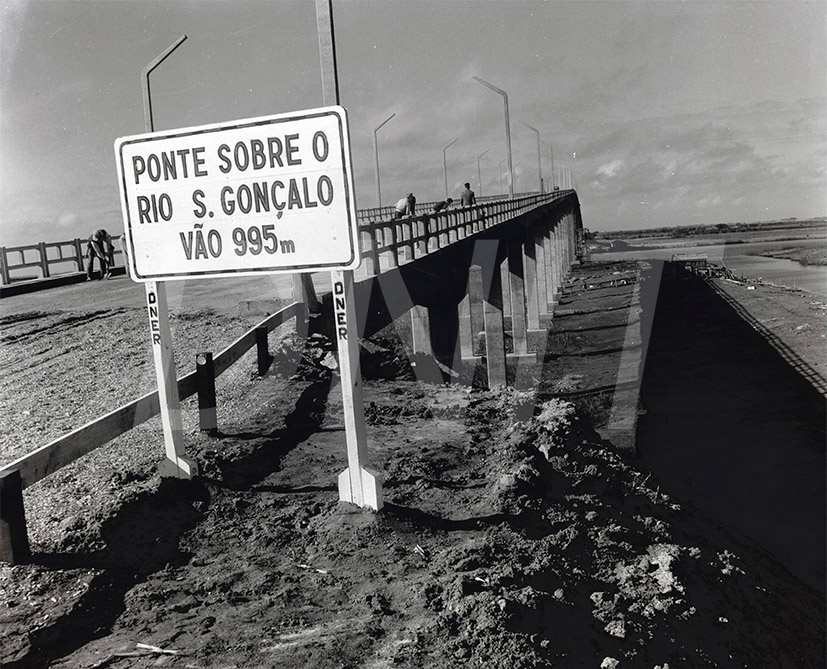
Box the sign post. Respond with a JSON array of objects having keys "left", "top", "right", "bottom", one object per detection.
[
  {"left": 118, "top": 101, "right": 365, "bottom": 487},
  {"left": 146, "top": 281, "right": 198, "bottom": 478},
  {"left": 317, "top": 0, "right": 383, "bottom": 510},
  {"left": 140, "top": 35, "right": 197, "bottom": 479},
  {"left": 332, "top": 270, "right": 382, "bottom": 509}
]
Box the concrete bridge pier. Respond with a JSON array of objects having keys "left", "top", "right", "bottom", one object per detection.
[
  {"left": 506, "top": 235, "right": 528, "bottom": 355},
  {"left": 408, "top": 240, "right": 511, "bottom": 387},
  {"left": 409, "top": 268, "right": 468, "bottom": 384},
  {"left": 474, "top": 245, "right": 508, "bottom": 387},
  {"left": 523, "top": 226, "right": 543, "bottom": 351},
  {"left": 457, "top": 239, "right": 508, "bottom": 386},
  {"left": 534, "top": 231, "right": 551, "bottom": 320},
  {"left": 544, "top": 225, "right": 559, "bottom": 309},
  {"left": 556, "top": 224, "right": 564, "bottom": 305}
]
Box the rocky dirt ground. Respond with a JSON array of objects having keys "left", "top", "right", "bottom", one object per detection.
[{"left": 1, "top": 261, "right": 825, "bottom": 668}]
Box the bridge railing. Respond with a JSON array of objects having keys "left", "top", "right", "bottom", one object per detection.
[
  {"left": 0, "top": 192, "right": 564, "bottom": 286},
  {"left": 358, "top": 191, "right": 572, "bottom": 274},
  {"left": 355, "top": 192, "right": 535, "bottom": 224},
  {"left": 0, "top": 236, "right": 126, "bottom": 284}
]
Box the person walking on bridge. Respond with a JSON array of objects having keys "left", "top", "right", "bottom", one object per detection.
[
  {"left": 86, "top": 228, "right": 114, "bottom": 281},
  {"left": 460, "top": 182, "right": 476, "bottom": 206}
]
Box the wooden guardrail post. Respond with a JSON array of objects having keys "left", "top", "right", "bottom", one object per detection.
[
  {"left": 256, "top": 326, "right": 272, "bottom": 376},
  {"left": 0, "top": 470, "right": 30, "bottom": 565},
  {"left": 38, "top": 242, "right": 50, "bottom": 278},
  {"left": 74, "top": 238, "right": 85, "bottom": 273},
  {"left": 196, "top": 352, "right": 217, "bottom": 436},
  {"left": 0, "top": 247, "right": 10, "bottom": 285}
]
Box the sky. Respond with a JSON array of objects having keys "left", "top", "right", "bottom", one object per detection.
[{"left": 1, "top": 0, "right": 825, "bottom": 245}]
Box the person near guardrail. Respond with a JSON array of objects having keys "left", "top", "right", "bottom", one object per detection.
[
  {"left": 86, "top": 228, "right": 114, "bottom": 281},
  {"left": 460, "top": 182, "right": 476, "bottom": 206},
  {"left": 422, "top": 198, "right": 454, "bottom": 249},
  {"left": 393, "top": 193, "right": 416, "bottom": 219}
]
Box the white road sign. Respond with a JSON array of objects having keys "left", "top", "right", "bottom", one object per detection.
[{"left": 114, "top": 106, "right": 360, "bottom": 281}]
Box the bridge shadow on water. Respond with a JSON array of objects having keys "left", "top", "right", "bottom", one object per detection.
[{"left": 636, "top": 270, "right": 826, "bottom": 594}]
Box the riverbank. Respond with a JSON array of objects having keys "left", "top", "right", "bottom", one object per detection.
[
  {"left": 753, "top": 245, "right": 827, "bottom": 266},
  {"left": 710, "top": 278, "right": 827, "bottom": 387}
]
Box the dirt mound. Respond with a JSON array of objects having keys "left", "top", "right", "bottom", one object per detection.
[{"left": 3, "top": 379, "right": 823, "bottom": 668}]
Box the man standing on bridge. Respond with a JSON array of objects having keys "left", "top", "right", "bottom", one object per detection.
[
  {"left": 460, "top": 182, "right": 476, "bottom": 207},
  {"left": 86, "top": 229, "right": 114, "bottom": 281}
]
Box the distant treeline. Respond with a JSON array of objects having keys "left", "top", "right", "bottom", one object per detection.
[{"left": 589, "top": 218, "right": 826, "bottom": 240}]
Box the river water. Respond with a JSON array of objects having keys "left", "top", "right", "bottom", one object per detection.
[{"left": 596, "top": 237, "right": 827, "bottom": 298}]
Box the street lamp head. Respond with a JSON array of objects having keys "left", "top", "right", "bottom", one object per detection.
[
  {"left": 373, "top": 112, "right": 396, "bottom": 208},
  {"left": 473, "top": 75, "right": 507, "bottom": 97},
  {"left": 374, "top": 112, "right": 396, "bottom": 134},
  {"left": 474, "top": 76, "right": 513, "bottom": 197},
  {"left": 142, "top": 35, "right": 188, "bottom": 133},
  {"left": 520, "top": 120, "right": 539, "bottom": 134}
]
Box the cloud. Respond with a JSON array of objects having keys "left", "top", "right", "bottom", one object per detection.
[
  {"left": 596, "top": 159, "right": 624, "bottom": 178},
  {"left": 574, "top": 95, "right": 826, "bottom": 229}
]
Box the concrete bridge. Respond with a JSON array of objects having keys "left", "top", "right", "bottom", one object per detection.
[{"left": 342, "top": 190, "right": 583, "bottom": 386}]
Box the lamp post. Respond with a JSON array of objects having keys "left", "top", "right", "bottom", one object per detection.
[
  {"left": 473, "top": 76, "right": 513, "bottom": 197},
  {"left": 561, "top": 163, "right": 570, "bottom": 189},
  {"left": 372, "top": 112, "right": 395, "bottom": 208},
  {"left": 499, "top": 158, "right": 507, "bottom": 194},
  {"left": 443, "top": 137, "right": 458, "bottom": 200},
  {"left": 521, "top": 122, "right": 543, "bottom": 193},
  {"left": 542, "top": 141, "right": 555, "bottom": 190},
  {"left": 476, "top": 149, "right": 489, "bottom": 197},
  {"left": 142, "top": 35, "right": 187, "bottom": 133}
]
